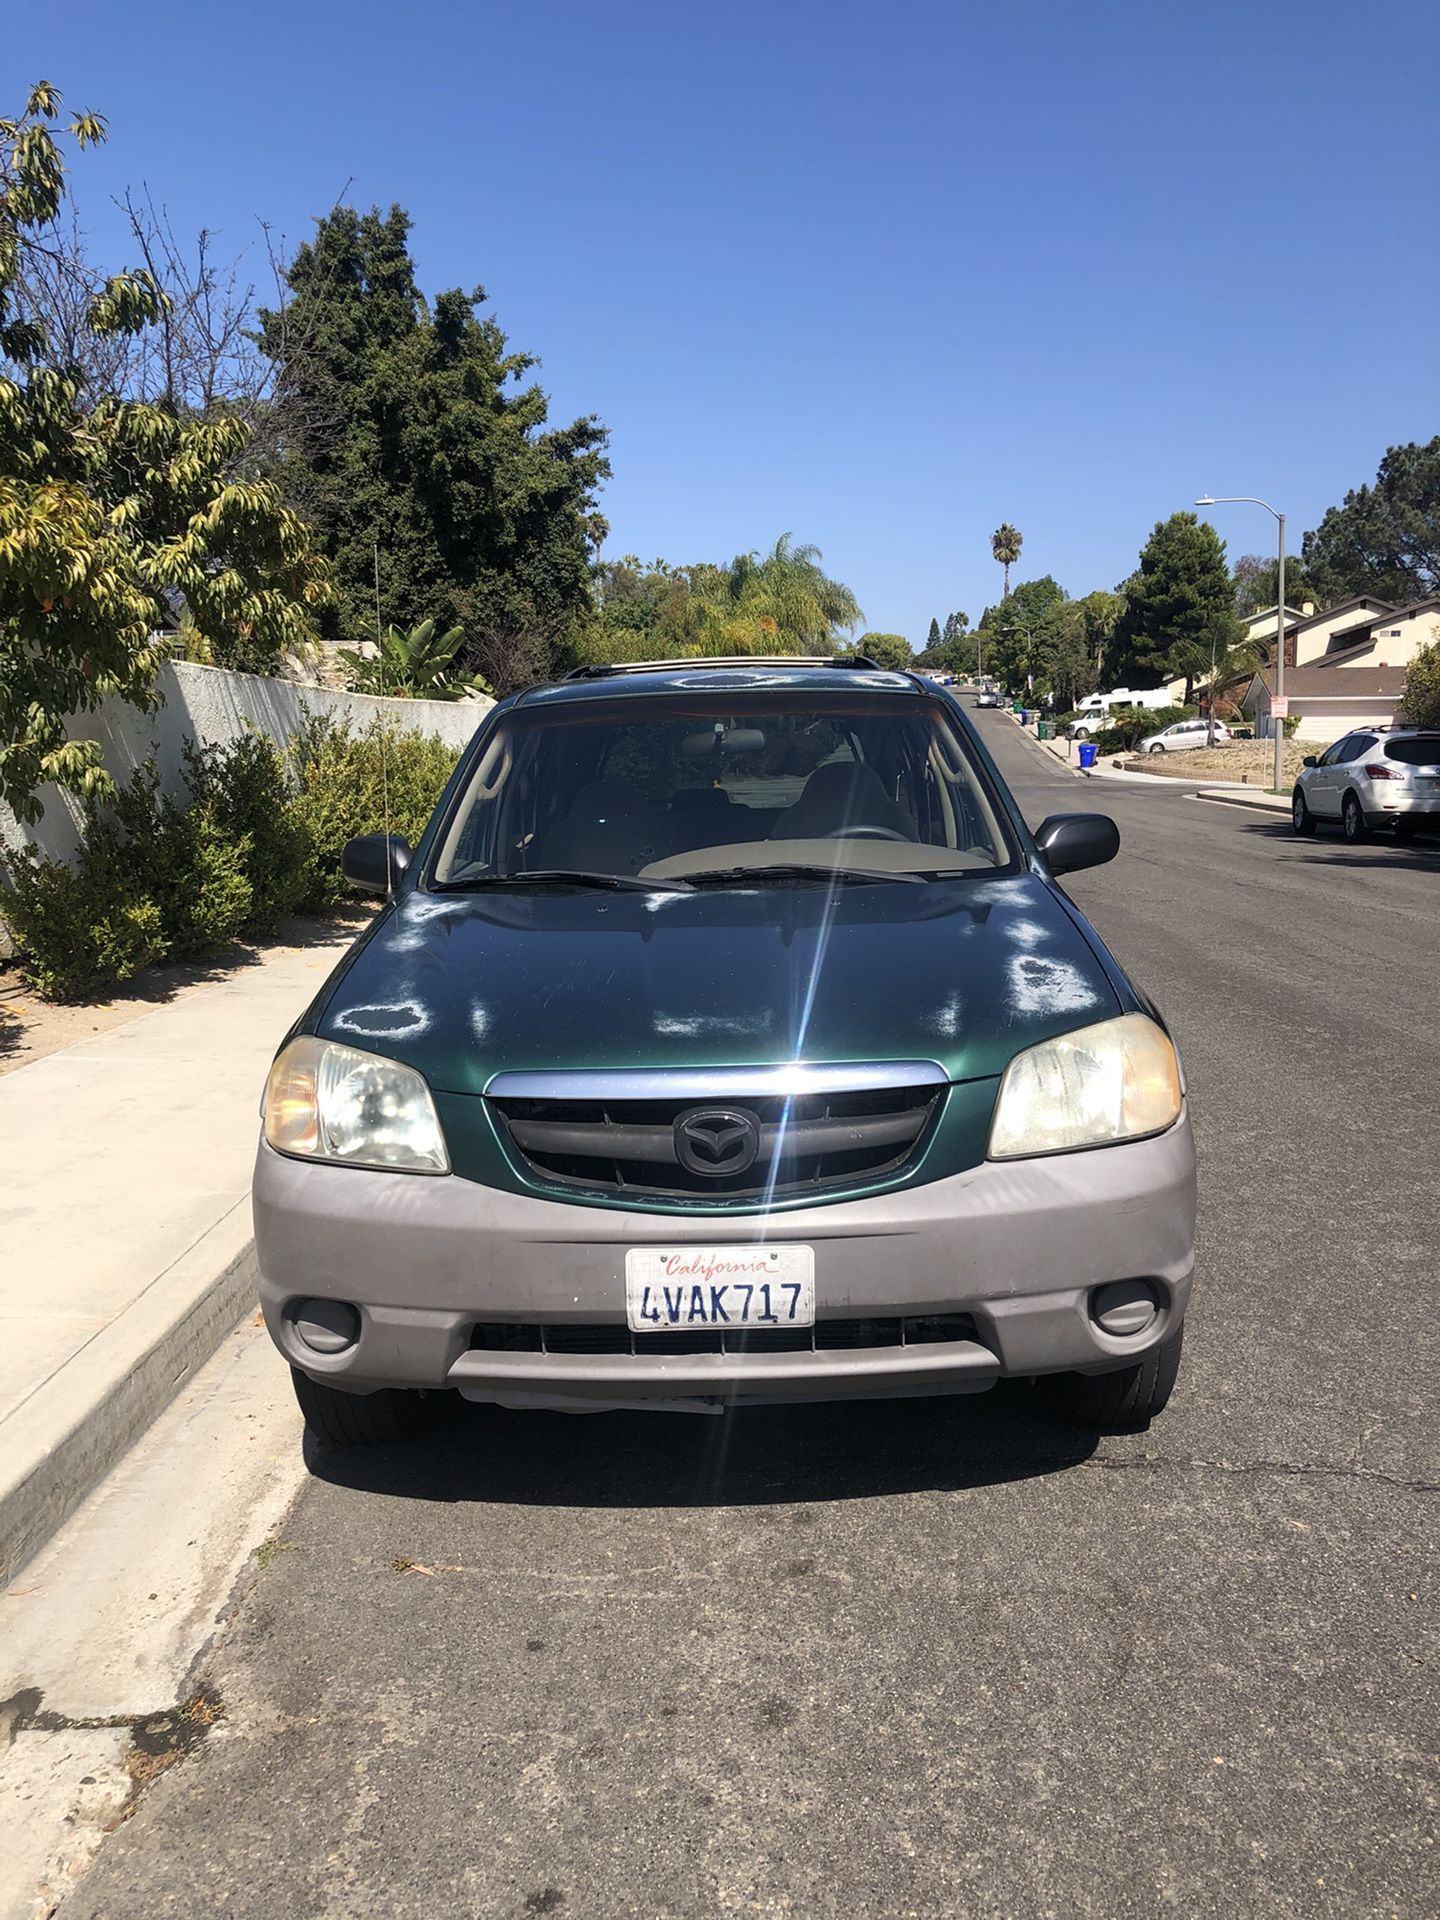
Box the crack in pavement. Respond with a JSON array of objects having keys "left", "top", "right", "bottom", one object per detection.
[{"left": 1089, "top": 1453, "right": 1439, "bottom": 1496}]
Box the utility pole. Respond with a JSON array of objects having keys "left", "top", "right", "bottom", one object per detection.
[{"left": 1196, "top": 496, "right": 1287, "bottom": 790}]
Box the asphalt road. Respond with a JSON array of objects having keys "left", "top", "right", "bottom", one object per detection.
[{"left": 76, "top": 713, "right": 1438, "bottom": 1919}]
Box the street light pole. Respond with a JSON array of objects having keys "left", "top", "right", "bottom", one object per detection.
[{"left": 1196, "top": 495, "right": 1286, "bottom": 792}]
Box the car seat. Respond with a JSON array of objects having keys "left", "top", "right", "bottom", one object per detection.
[{"left": 770, "top": 760, "right": 917, "bottom": 841}]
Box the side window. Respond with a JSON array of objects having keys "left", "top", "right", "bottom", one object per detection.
[
  {"left": 1340, "top": 734, "right": 1377, "bottom": 763},
  {"left": 1318, "top": 737, "right": 1350, "bottom": 767}
]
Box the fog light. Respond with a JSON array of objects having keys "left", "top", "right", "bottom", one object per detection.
[
  {"left": 1090, "top": 1280, "right": 1159, "bottom": 1338},
  {"left": 292, "top": 1297, "right": 361, "bottom": 1354}
]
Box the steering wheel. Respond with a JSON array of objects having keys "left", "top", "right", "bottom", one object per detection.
[{"left": 821, "top": 825, "right": 912, "bottom": 843}]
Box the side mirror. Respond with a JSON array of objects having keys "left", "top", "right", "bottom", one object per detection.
[
  {"left": 1302, "top": 755, "right": 1318, "bottom": 768},
  {"left": 1033, "top": 813, "right": 1120, "bottom": 877},
  {"left": 341, "top": 833, "right": 413, "bottom": 895}
]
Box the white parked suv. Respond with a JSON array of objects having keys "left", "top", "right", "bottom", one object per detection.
[
  {"left": 1140, "top": 719, "right": 1231, "bottom": 754},
  {"left": 1291, "top": 728, "right": 1440, "bottom": 842}
]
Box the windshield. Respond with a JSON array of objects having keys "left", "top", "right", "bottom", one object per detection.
[{"left": 430, "top": 689, "right": 1014, "bottom": 886}]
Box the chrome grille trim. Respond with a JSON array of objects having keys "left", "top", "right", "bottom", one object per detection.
[{"left": 485, "top": 1061, "right": 948, "bottom": 1102}]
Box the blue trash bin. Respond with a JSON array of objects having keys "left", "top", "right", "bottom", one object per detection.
[{"left": 1077, "top": 741, "right": 1098, "bottom": 770}]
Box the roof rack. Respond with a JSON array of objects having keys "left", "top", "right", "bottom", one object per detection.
[{"left": 563, "top": 654, "right": 882, "bottom": 680}]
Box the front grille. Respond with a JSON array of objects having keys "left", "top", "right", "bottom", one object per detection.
[
  {"left": 470, "top": 1313, "right": 983, "bottom": 1356},
  {"left": 488, "top": 1083, "right": 942, "bottom": 1203}
]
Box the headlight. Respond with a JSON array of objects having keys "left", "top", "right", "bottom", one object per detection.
[
  {"left": 988, "top": 1013, "right": 1182, "bottom": 1160},
  {"left": 263, "top": 1035, "right": 449, "bottom": 1174}
]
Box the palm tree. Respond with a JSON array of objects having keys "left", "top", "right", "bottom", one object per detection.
[
  {"left": 689, "top": 535, "right": 862, "bottom": 654},
  {"left": 991, "top": 523, "right": 1023, "bottom": 598}
]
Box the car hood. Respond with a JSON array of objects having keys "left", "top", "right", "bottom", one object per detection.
[{"left": 310, "top": 874, "right": 1125, "bottom": 1094}]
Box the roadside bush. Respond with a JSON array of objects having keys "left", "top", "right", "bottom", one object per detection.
[
  {"left": 1401, "top": 641, "right": 1440, "bottom": 728},
  {"left": 1103, "top": 704, "right": 1196, "bottom": 752},
  {"left": 188, "top": 736, "right": 311, "bottom": 928},
  {"left": 290, "top": 716, "right": 462, "bottom": 908},
  {"left": 107, "top": 762, "right": 254, "bottom": 959},
  {"left": 2, "top": 835, "right": 166, "bottom": 1000},
  {"left": 2, "top": 719, "right": 463, "bottom": 998}
]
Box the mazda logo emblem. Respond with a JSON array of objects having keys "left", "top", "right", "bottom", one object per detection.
[{"left": 673, "top": 1106, "right": 761, "bottom": 1177}]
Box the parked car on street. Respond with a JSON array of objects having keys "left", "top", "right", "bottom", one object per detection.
[
  {"left": 255, "top": 657, "right": 1195, "bottom": 1448},
  {"left": 974, "top": 690, "right": 1002, "bottom": 708},
  {"left": 1291, "top": 727, "right": 1440, "bottom": 842},
  {"left": 1140, "top": 720, "right": 1231, "bottom": 754}
]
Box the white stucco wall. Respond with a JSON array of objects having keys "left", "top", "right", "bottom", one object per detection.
[{"left": 0, "top": 662, "right": 492, "bottom": 948}]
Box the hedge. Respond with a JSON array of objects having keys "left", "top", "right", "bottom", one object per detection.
[{"left": 2, "top": 719, "right": 460, "bottom": 1000}]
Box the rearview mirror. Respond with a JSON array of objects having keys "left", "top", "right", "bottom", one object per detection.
[
  {"left": 681, "top": 727, "right": 768, "bottom": 757},
  {"left": 1033, "top": 813, "right": 1120, "bottom": 877},
  {"left": 342, "top": 833, "right": 413, "bottom": 894},
  {"left": 1302, "top": 755, "right": 1318, "bottom": 768}
]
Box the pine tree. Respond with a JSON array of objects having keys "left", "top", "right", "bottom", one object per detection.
[
  {"left": 1110, "top": 514, "right": 1242, "bottom": 703},
  {"left": 927, "top": 616, "right": 941, "bottom": 651},
  {"left": 258, "top": 207, "right": 610, "bottom": 690}
]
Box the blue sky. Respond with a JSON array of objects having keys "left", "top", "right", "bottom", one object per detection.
[{"left": 12, "top": 0, "right": 1437, "bottom": 640}]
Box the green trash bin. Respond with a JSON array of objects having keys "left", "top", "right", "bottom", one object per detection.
[{"left": 1036, "top": 720, "right": 1052, "bottom": 741}]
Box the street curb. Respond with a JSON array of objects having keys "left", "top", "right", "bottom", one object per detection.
[
  {"left": 0, "top": 1200, "right": 258, "bottom": 1587},
  {"left": 1192, "top": 788, "right": 1292, "bottom": 815}
]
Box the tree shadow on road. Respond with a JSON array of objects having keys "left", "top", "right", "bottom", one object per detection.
[{"left": 306, "top": 1383, "right": 1099, "bottom": 1509}]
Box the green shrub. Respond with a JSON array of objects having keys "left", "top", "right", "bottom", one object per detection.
[
  {"left": 187, "top": 736, "right": 311, "bottom": 928},
  {"left": 2, "top": 835, "right": 166, "bottom": 1000},
  {"left": 1102, "top": 704, "right": 1196, "bottom": 752},
  {"left": 1402, "top": 641, "right": 1440, "bottom": 729},
  {"left": 2, "top": 717, "right": 463, "bottom": 999},
  {"left": 290, "top": 715, "right": 461, "bottom": 908},
  {"left": 108, "top": 762, "right": 254, "bottom": 959}
]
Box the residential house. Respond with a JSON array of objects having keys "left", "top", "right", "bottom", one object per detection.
[{"left": 1238, "top": 664, "right": 1412, "bottom": 743}]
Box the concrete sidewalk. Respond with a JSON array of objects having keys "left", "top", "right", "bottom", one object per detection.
[
  {"left": 1029, "top": 727, "right": 1287, "bottom": 801},
  {"left": 0, "top": 926, "right": 356, "bottom": 1584}
]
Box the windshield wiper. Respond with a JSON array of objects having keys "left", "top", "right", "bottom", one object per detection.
[
  {"left": 432, "top": 869, "right": 692, "bottom": 894},
  {"left": 678, "top": 863, "right": 925, "bottom": 888}
]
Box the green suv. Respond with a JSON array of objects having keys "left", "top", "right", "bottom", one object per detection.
[{"left": 254, "top": 659, "right": 1194, "bottom": 1443}]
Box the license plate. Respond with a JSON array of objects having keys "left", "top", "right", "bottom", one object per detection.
[{"left": 625, "top": 1246, "right": 815, "bottom": 1332}]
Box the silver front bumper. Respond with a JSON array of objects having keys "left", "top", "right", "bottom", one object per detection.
[{"left": 253, "top": 1114, "right": 1195, "bottom": 1406}]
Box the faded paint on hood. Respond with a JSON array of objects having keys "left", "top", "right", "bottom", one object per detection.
[{"left": 308, "top": 874, "right": 1124, "bottom": 1094}]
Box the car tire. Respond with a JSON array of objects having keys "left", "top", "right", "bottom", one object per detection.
[
  {"left": 1049, "top": 1325, "right": 1184, "bottom": 1430},
  {"left": 1148, "top": 743, "right": 1164, "bottom": 755},
  {"left": 1341, "top": 793, "right": 1369, "bottom": 843},
  {"left": 1291, "top": 788, "right": 1315, "bottom": 835},
  {"left": 291, "top": 1368, "right": 436, "bottom": 1447}
]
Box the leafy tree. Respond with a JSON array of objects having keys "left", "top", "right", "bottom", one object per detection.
[
  {"left": 257, "top": 206, "right": 610, "bottom": 692},
  {"left": 1072, "top": 589, "right": 1122, "bottom": 677},
  {"left": 926, "top": 616, "right": 941, "bottom": 651},
  {"left": 1035, "top": 600, "right": 1100, "bottom": 707},
  {"left": 1401, "top": 643, "right": 1440, "bottom": 729},
  {"left": 941, "top": 610, "right": 968, "bottom": 645},
  {"left": 1233, "top": 552, "right": 1320, "bottom": 618},
  {"left": 1107, "top": 515, "right": 1242, "bottom": 703},
  {"left": 0, "top": 82, "right": 327, "bottom": 821},
  {"left": 979, "top": 576, "right": 1068, "bottom": 691},
  {"left": 850, "top": 632, "right": 912, "bottom": 671},
  {"left": 991, "top": 523, "right": 1022, "bottom": 597},
  {"left": 1302, "top": 438, "right": 1440, "bottom": 606},
  {"left": 340, "top": 619, "right": 489, "bottom": 700}
]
